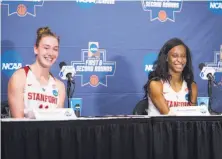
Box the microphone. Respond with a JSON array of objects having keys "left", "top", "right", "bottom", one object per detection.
[
  {"left": 198, "top": 63, "right": 205, "bottom": 71},
  {"left": 59, "top": 62, "right": 76, "bottom": 81},
  {"left": 199, "top": 63, "right": 216, "bottom": 82},
  {"left": 59, "top": 62, "right": 76, "bottom": 109}
]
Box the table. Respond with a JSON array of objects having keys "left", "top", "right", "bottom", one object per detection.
[{"left": 1, "top": 116, "right": 222, "bottom": 159}]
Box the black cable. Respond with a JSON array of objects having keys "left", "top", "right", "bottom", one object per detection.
[
  {"left": 66, "top": 78, "right": 76, "bottom": 108},
  {"left": 208, "top": 79, "right": 213, "bottom": 113},
  {"left": 70, "top": 80, "right": 75, "bottom": 98},
  {"left": 67, "top": 80, "right": 71, "bottom": 108}
]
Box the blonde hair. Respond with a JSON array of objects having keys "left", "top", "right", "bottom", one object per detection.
[{"left": 35, "top": 27, "right": 60, "bottom": 47}]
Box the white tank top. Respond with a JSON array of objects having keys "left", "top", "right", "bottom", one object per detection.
[
  {"left": 23, "top": 66, "right": 59, "bottom": 118},
  {"left": 148, "top": 80, "right": 191, "bottom": 116}
]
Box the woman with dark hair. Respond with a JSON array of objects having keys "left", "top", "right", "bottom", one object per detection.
[{"left": 144, "top": 38, "right": 198, "bottom": 115}]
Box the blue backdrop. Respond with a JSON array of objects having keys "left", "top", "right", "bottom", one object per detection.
[{"left": 1, "top": 0, "right": 222, "bottom": 116}]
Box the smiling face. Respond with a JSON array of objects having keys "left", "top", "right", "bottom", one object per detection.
[
  {"left": 34, "top": 36, "right": 59, "bottom": 68},
  {"left": 167, "top": 45, "right": 187, "bottom": 74}
]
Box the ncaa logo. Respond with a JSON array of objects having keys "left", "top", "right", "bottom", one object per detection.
[
  {"left": 208, "top": 0, "right": 222, "bottom": 14},
  {"left": 90, "top": 43, "right": 98, "bottom": 54},
  {"left": 88, "top": 42, "right": 100, "bottom": 57},
  {"left": 52, "top": 90, "right": 58, "bottom": 96},
  {"left": 1, "top": 50, "right": 23, "bottom": 78},
  {"left": 76, "top": 0, "right": 96, "bottom": 8},
  {"left": 143, "top": 52, "right": 158, "bottom": 74}
]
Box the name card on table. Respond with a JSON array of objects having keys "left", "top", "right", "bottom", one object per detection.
[
  {"left": 169, "top": 106, "right": 210, "bottom": 116},
  {"left": 33, "top": 108, "right": 77, "bottom": 120}
]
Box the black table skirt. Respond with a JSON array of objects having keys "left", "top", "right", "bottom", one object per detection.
[
  {"left": 152, "top": 117, "right": 222, "bottom": 159},
  {"left": 1, "top": 116, "right": 222, "bottom": 159}
]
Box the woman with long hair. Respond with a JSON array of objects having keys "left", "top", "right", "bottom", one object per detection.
[{"left": 144, "top": 38, "right": 198, "bottom": 115}]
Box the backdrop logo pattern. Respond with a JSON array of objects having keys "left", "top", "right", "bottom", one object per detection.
[
  {"left": 141, "top": 0, "right": 183, "bottom": 22},
  {"left": 1, "top": 50, "right": 23, "bottom": 78},
  {"left": 71, "top": 42, "right": 116, "bottom": 87},
  {"left": 143, "top": 52, "right": 158, "bottom": 75},
  {"left": 76, "top": 0, "right": 115, "bottom": 8},
  {"left": 1, "top": 0, "right": 44, "bottom": 17},
  {"left": 208, "top": 0, "right": 222, "bottom": 14},
  {"left": 200, "top": 45, "right": 222, "bottom": 85}
]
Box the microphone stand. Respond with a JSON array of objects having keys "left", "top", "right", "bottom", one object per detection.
[
  {"left": 67, "top": 78, "right": 72, "bottom": 108},
  {"left": 208, "top": 79, "right": 215, "bottom": 114},
  {"left": 208, "top": 79, "right": 212, "bottom": 102},
  {"left": 66, "top": 77, "right": 75, "bottom": 109}
]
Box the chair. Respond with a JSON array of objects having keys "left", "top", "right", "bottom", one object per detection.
[
  {"left": 209, "top": 84, "right": 222, "bottom": 114},
  {"left": 133, "top": 98, "right": 148, "bottom": 115},
  {"left": 1, "top": 101, "right": 10, "bottom": 118}
]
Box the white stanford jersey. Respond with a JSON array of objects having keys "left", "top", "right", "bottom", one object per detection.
[
  {"left": 23, "top": 66, "right": 59, "bottom": 118},
  {"left": 148, "top": 80, "right": 191, "bottom": 116}
]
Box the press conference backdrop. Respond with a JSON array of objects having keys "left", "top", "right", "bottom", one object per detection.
[{"left": 1, "top": 1, "right": 222, "bottom": 116}]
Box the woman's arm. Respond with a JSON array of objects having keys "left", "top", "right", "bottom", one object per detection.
[
  {"left": 8, "top": 69, "right": 26, "bottom": 118},
  {"left": 56, "top": 79, "right": 66, "bottom": 108},
  {"left": 148, "top": 80, "right": 169, "bottom": 114}
]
